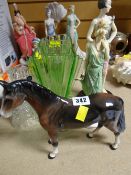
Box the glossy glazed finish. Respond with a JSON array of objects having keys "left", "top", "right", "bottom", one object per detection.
[{"left": 0, "top": 78, "right": 125, "bottom": 158}]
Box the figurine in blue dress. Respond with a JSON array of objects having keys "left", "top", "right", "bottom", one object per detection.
[
  {"left": 67, "top": 5, "right": 86, "bottom": 59},
  {"left": 45, "top": 9, "right": 56, "bottom": 37}
]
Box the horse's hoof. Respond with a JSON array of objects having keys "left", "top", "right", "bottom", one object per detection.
[
  {"left": 86, "top": 133, "right": 93, "bottom": 139},
  {"left": 48, "top": 153, "right": 56, "bottom": 159},
  {"left": 109, "top": 144, "right": 118, "bottom": 150},
  {"left": 48, "top": 139, "right": 52, "bottom": 144}
]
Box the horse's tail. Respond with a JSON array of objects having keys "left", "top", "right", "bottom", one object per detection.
[{"left": 117, "top": 99, "right": 126, "bottom": 133}]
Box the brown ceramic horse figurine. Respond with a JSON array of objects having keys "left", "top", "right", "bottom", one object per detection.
[{"left": 0, "top": 77, "right": 125, "bottom": 159}]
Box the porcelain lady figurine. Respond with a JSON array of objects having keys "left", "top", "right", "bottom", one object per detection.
[
  {"left": 67, "top": 5, "right": 80, "bottom": 47},
  {"left": 45, "top": 9, "right": 56, "bottom": 37},
  {"left": 13, "top": 3, "right": 36, "bottom": 65},
  {"left": 44, "top": 2, "right": 67, "bottom": 37},
  {"left": 67, "top": 5, "right": 86, "bottom": 59},
  {"left": 82, "top": 0, "right": 117, "bottom": 95}
]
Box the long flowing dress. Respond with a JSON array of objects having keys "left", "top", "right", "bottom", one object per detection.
[
  {"left": 66, "top": 14, "right": 86, "bottom": 59},
  {"left": 82, "top": 15, "right": 115, "bottom": 95},
  {"left": 82, "top": 43, "right": 105, "bottom": 95},
  {"left": 67, "top": 14, "right": 78, "bottom": 44}
]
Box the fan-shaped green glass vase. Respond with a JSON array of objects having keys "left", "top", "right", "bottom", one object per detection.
[{"left": 28, "top": 35, "right": 78, "bottom": 97}]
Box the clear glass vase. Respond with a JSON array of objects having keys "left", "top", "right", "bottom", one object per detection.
[{"left": 7, "top": 65, "right": 40, "bottom": 129}]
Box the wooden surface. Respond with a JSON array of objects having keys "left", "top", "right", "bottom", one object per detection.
[{"left": 8, "top": 0, "right": 131, "bottom": 50}]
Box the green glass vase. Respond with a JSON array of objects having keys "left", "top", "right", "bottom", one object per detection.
[{"left": 28, "top": 35, "right": 78, "bottom": 97}]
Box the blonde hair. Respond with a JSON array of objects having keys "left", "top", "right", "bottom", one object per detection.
[{"left": 94, "top": 19, "right": 107, "bottom": 39}]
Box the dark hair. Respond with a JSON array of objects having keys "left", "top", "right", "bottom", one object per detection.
[
  {"left": 98, "top": 0, "right": 107, "bottom": 9},
  {"left": 14, "top": 10, "right": 21, "bottom": 16}
]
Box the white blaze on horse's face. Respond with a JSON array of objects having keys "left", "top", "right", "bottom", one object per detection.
[{"left": 0, "top": 85, "right": 4, "bottom": 98}]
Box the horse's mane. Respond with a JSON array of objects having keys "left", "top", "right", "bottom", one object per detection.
[{"left": 9, "top": 79, "right": 58, "bottom": 98}]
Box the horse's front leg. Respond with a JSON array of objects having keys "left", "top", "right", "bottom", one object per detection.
[{"left": 48, "top": 128, "right": 58, "bottom": 159}]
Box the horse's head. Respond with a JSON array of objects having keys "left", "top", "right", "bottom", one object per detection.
[{"left": 0, "top": 81, "right": 26, "bottom": 118}]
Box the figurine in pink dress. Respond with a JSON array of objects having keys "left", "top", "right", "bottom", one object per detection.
[{"left": 13, "top": 3, "right": 36, "bottom": 65}]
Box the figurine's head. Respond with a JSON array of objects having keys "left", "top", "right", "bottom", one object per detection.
[
  {"left": 13, "top": 22, "right": 24, "bottom": 32},
  {"left": 98, "top": 0, "right": 112, "bottom": 13},
  {"left": 46, "top": 9, "right": 52, "bottom": 18},
  {"left": 69, "top": 5, "right": 75, "bottom": 14}
]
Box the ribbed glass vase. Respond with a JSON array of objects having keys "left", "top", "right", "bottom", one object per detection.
[{"left": 28, "top": 35, "right": 78, "bottom": 97}]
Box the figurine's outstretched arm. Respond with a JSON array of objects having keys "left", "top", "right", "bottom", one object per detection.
[
  {"left": 20, "top": 15, "right": 27, "bottom": 25},
  {"left": 87, "top": 19, "right": 96, "bottom": 42},
  {"left": 54, "top": 21, "right": 57, "bottom": 30},
  {"left": 13, "top": 3, "right": 18, "bottom": 11},
  {"left": 13, "top": 3, "right": 26, "bottom": 26},
  {"left": 45, "top": 21, "right": 48, "bottom": 37},
  {"left": 75, "top": 16, "right": 81, "bottom": 29},
  {"left": 108, "top": 21, "right": 117, "bottom": 43}
]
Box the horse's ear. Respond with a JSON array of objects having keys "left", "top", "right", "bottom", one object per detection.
[{"left": 27, "top": 76, "right": 32, "bottom": 81}]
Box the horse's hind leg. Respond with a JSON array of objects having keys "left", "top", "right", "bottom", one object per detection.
[
  {"left": 87, "top": 122, "right": 103, "bottom": 138},
  {"left": 104, "top": 110, "right": 122, "bottom": 150},
  {"left": 47, "top": 128, "right": 59, "bottom": 159}
]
